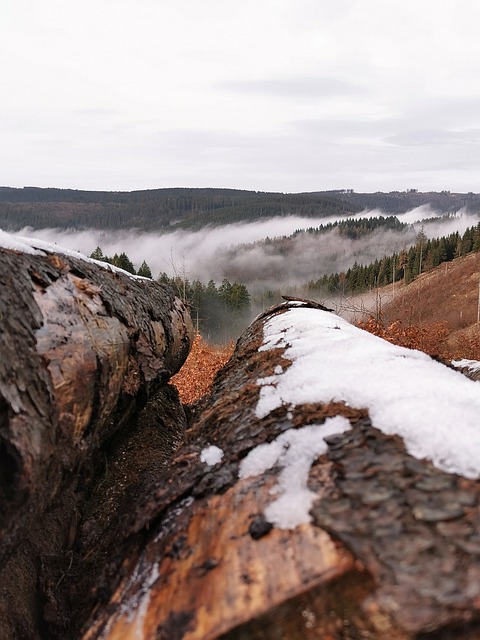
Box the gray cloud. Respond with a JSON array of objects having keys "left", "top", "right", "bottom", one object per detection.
[
  {"left": 405, "top": 96, "right": 480, "bottom": 129},
  {"left": 386, "top": 128, "right": 480, "bottom": 147},
  {"left": 3, "top": 0, "right": 480, "bottom": 192},
  {"left": 217, "top": 76, "right": 366, "bottom": 98},
  {"left": 293, "top": 94, "right": 480, "bottom": 148}
]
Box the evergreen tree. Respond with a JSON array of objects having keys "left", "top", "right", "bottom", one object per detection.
[
  {"left": 157, "top": 272, "right": 171, "bottom": 284},
  {"left": 382, "top": 256, "right": 392, "bottom": 286},
  {"left": 415, "top": 226, "right": 427, "bottom": 275},
  {"left": 473, "top": 223, "right": 480, "bottom": 252},
  {"left": 90, "top": 246, "right": 105, "bottom": 260},
  {"left": 112, "top": 252, "right": 136, "bottom": 274},
  {"left": 218, "top": 279, "right": 232, "bottom": 305},
  {"left": 461, "top": 228, "right": 474, "bottom": 255},
  {"left": 437, "top": 238, "right": 448, "bottom": 264},
  {"left": 404, "top": 249, "right": 416, "bottom": 284},
  {"left": 137, "top": 260, "right": 152, "bottom": 278},
  {"left": 227, "top": 283, "right": 251, "bottom": 313}
]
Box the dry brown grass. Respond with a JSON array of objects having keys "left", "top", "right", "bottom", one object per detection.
[
  {"left": 366, "top": 252, "right": 480, "bottom": 360},
  {"left": 358, "top": 317, "right": 452, "bottom": 358},
  {"left": 172, "top": 334, "right": 234, "bottom": 404},
  {"left": 382, "top": 253, "right": 480, "bottom": 329}
]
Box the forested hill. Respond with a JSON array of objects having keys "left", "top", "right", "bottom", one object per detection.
[
  {"left": 0, "top": 187, "right": 357, "bottom": 231},
  {"left": 3, "top": 186, "right": 480, "bottom": 232},
  {"left": 320, "top": 189, "right": 480, "bottom": 214}
]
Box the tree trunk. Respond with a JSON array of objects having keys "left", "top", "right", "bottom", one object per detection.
[
  {"left": 0, "top": 245, "right": 194, "bottom": 639},
  {"left": 454, "top": 360, "right": 480, "bottom": 382},
  {"left": 78, "top": 301, "right": 480, "bottom": 640}
]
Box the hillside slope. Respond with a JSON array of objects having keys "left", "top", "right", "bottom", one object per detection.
[
  {"left": 379, "top": 252, "right": 480, "bottom": 358},
  {"left": 321, "top": 189, "right": 480, "bottom": 214}
]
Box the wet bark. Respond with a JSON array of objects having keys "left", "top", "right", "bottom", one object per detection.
[
  {"left": 0, "top": 246, "right": 194, "bottom": 639},
  {"left": 78, "top": 301, "right": 480, "bottom": 640}
]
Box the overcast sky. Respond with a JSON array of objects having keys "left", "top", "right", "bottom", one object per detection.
[{"left": 2, "top": 0, "right": 480, "bottom": 193}]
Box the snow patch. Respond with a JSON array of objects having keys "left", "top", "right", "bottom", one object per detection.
[
  {"left": 239, "top": 416, "right": 351, "bottom": 529},
  {"left": 200, "top": 445, "right": 224, "bottom": 466},
  {"left": 0, "top": 229, "right": 45, "bottom": 255},
  {"left": 256, "top": 307, "right": 480, "bottom": 479}
]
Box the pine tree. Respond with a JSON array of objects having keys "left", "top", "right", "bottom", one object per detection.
[
  {"left": 90, "top": 246, "right": 105, "bottom": 261},
  {"left": 137, "top": 261, "right": 152, "bottom": 278},
  {"left": 461, "top": 228, "right": 474, "bottom": 255},
  {"left": 112, "top": 252, "right": 136, "bottom": 274},
  {"left": 473, "top": 223, "right": 480, "bottom": 252}
]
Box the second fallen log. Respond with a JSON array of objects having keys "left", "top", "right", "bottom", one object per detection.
[{"left": 81, "top": 301, "right": 480, "bottom": 639}]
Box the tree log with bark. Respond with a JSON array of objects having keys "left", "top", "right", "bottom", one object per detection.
[
  {"left": 0, "top": 240, "right": 194, "bottom": 639},
  {"left": 2, "top": 238, "right": 480, "bottom": 640},
  {"left": 77, "top": 301, "right": 480, "bottom": 640}
]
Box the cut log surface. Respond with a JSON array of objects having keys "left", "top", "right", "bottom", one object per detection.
[
  {"left": 80, "top": 301, "right": 480, "bottom": 640},
  {"left": 0, "top": 242, "right": 194, "bottom": 638}
]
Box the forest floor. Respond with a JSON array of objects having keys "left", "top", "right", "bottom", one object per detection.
[{"left": 172, "top": 333, "right": 234, "bottom": 404}]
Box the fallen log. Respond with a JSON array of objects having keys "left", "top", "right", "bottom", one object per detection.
[
  {"left": 0, "top": 236, "right": 194, "bottom": 638},
  {"left": 452, "top": 358, "right": 480, "bottom": 382},
  {"left": 79, "top": 301, "right": 480, "bottom": 640}
]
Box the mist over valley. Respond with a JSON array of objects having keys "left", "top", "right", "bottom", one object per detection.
[
  {"left": 3, "top": 187, "right": 480, "bottom": 340},
  {"left": 13, "top": 206, "right": 480, "bottom": 294}
]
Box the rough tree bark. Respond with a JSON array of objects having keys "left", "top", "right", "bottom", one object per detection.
[
  {"left": 455, "top": 361, "right": 480, "bottom": 382},
  {"left": 3, "top": 252, "right": 480, "bottom": 640},
  {"left": 0, "top": 245, "right": 194, "bottom": 639},
  {"left": 77, "top": 301, "right": 480, "bottom": 640}
]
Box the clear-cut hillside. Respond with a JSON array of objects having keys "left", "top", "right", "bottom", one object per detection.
[{"left": 380, "top": 251, "right": 480, "bottom": 358}]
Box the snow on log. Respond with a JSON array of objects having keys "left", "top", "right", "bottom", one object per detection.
[
  {"left": 452, "top": 358, "right": 480, "bottom": 382},
  {"left": 0, "top": 236, "right": 194, "bottom": 638},
  {"left": 80, "top": 300, "right": 480, "bottom": 640}
]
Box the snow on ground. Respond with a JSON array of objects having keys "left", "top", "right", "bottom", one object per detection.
[
  {"left": 0, "top": 229, "right": 149, "bottom": 280},
  {"left": 254, "top": 306, "right": 480, "bottom": 480}
]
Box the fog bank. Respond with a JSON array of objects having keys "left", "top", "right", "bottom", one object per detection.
[{"left": 14, "top": 209, "right": 480, "bottom": 290}]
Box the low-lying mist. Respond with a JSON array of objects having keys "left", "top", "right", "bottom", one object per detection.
[{"left": 15, "top": 208, "right": 480, "bottom": 294}]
